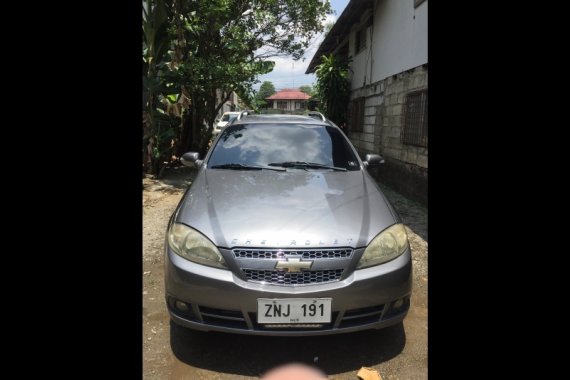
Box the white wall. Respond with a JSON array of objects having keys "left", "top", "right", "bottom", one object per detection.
[
  {"left": 349, "top": 0, "right": 427, "bottom": 89},
  {"left": 272, "top": 100, "right": 292, "bottom": 110},
  {"left": 273, "top": 100, "right": 292, "bottom": 110},
  {"left": 349, "top": 23, "right": 371, "bottom": 90},
  {"left": 272, "top": 100, "right": 306, "bottom": 110}
]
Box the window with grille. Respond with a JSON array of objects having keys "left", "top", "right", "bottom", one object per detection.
[
  {"left": 350, "top": 97, "right": 365, "bottom": 132},
  {"left": 402, "top": 90, "right": 428, "bottom": 147},
  {"left": 277, "top": 101, "right": 288, "bottom": 110}
]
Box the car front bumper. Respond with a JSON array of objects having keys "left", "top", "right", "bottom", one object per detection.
[{"left": 165, "top": 246, "right": 412, "bottom": 336}]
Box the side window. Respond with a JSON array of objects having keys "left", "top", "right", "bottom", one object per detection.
[{"left": 354, "top": 28, "right": 366, "bottom": 55}]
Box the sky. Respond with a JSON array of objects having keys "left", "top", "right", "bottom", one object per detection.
[{"left": 254, "top": 0, "right": 350, "bottom": 91}]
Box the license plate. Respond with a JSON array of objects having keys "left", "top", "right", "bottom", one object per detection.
[{"left": 257, "top": 298, "right": 332, "bottom": 324}]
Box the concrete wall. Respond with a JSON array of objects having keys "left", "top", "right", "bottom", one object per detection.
[{"left": 348, "top": 65, "right": 428, "bottom": 204}]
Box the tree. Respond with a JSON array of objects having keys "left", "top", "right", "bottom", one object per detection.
[
  {"left": 255, "top": 81, "right": 276, "bottom": 109},
  {"left": 299, "top": 85, "right": 314, "bottom": 96},
  {"left": 315, "top": 54, "right": 350, "bottom": 125},
  {"left": 143, "top": 0, "right": 334, "bottom": 167},
  {"left": 143, "top": 0, "right": 176, "bottom": 175}
]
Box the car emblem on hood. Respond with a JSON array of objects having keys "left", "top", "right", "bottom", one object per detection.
[{"left": 275, "top": 257, "right": 313, "bottom": 273}]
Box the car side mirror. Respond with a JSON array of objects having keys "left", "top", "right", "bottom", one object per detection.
[
  {"left": 215, "top": 119, "right": 220, "bottom": 123},
  {"left": 363, "top": 154, "right": 385, "bottom": 167},
  {"left": 181, "top": 152, "right": 203, "bottom": 168}
]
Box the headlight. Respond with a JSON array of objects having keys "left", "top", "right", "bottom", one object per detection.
[
  {"left": 357, "top": 224, "right": 409, "bottom": 269},
  {"left": 167, "top": 223, "right": 227, "bottom": 269}
]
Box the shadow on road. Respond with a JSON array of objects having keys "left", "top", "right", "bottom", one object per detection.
[
  {"left": 170, "top": 321, "right": 406, "bottom": 377},
  {"left": 146, "top": 165, "right": 197, "bottom": 190}
]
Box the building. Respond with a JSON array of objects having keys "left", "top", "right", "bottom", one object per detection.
[
  {"left": 215, "top": 90, "right": 242, "bottom": 120},
  {"left": 306, "top": 0, "right": 427, "bottom": 204},
  {"left": 266, "top": 89, "right": 311, "bottom": 112}
]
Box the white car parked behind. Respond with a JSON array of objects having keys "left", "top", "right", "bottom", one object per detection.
[{"left": 213, "top": 112, "right": 241, "bottom": 135}]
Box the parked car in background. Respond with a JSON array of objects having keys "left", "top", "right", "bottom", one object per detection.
[
  {"left": 166, "top": 112, "right": 411, "bottom": 336},
  {"left": 213, "top": 111, "right": 241, "bottom": 135}
]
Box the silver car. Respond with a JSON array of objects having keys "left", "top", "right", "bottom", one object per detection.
[{"left": 165, "top": 113, "right": 412, "bottom": 336}]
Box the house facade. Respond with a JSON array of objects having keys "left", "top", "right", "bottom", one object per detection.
[
  {"left": 266, "top": 89, "right": 311, "bottom": 112},
  {"left": 306, "top": 0, "right": 427, "bottom": 204}
]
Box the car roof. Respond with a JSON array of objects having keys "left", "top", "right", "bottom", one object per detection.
[
  {"left": 223, "top": 111, "right": 241, "bottom": 115},
  {"left": 232, "top": 114, "right": 330, "bottom": 126}
]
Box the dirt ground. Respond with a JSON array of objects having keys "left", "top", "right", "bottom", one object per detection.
[{"left": 143, "top": 166, "right": 428, "bottom": 379}]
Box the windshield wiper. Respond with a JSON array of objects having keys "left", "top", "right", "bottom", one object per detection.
[
  {"left": 210, "top": 163, "right": 285, "bottom": 171},
  {"left": 268, "top": 161, "right": 347, "bottom": 172}
]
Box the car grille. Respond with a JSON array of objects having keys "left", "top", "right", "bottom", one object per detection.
[
  {"left": 233, "top": 248, "right": 353, "bottom": 260},
  {"left": 243, "top": 269, "right": 343, "bottom": 285},
  {"left": 232, "top": 248, "right": 352, "bottom": 286}
]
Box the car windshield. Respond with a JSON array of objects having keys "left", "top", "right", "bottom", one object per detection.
[
  {"left": 208, "top": 123, "right": 360, "bottom": 171},
  {"left": 221, "top": 114, "right": 237, "bottom": 122}
]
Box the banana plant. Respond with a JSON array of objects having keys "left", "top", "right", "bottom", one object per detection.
[
  {"left": 315, "top": 54, "right": 351, "bottom": 125},
  {"left": 143, "top": 0, "right": 175, "bottom": 175}
]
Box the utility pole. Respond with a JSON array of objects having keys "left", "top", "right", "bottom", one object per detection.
[{"left": 292, "top": 62, "right": 295, "bottom": 88}]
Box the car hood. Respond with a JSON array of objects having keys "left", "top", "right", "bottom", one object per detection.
[{"left": 175, "top": 169, "right": 399, "bottom": 249}]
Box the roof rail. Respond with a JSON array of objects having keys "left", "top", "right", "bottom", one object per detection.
[{"left": 307, "top": 111, "right": 326, "bottom": 122}]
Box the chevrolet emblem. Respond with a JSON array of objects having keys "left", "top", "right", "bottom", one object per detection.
[{"left": 275, "top": 257, "right": 313, "bottom": 273}]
